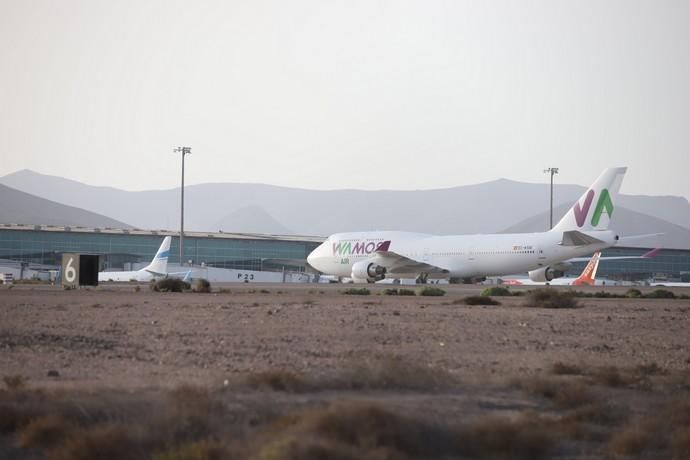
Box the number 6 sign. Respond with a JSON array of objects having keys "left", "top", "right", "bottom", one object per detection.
[{"left": 61, "top": 253, "right": 80, "bottom": 288}]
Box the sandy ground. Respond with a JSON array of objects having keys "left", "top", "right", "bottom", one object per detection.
[{"left": 2, "top": 283, "right": 689, "bottom": 387}]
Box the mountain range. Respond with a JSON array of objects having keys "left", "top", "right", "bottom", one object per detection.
[
  {"left": 1, "top": 169, "right": 689, "bottom": 249},
  {"left": 0, "top": 183, "right": 131, "bottom": 229}
]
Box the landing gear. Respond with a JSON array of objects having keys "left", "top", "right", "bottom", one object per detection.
[{"left": 416, "top": 272, "right": 429, "bottom": 284}]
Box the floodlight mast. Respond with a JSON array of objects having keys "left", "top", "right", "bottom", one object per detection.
[
  {"left": 544, "top": 167, "right": 559, "bottom": 230},
  {"left": 174, "top": 147, "right": 192, "bottom": 265}
]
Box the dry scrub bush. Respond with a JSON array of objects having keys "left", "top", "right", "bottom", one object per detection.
[
  {"left": 464, "top": 413, "right": 554, "bottom": 460},
  {"left": 462, "top": 295, "right": 501, "bottom": 306},
  {"left": 591, "top": 366, "right": 629, "bottom": 388},
  {"left": 672, "top": 427, "right": 690, "bottom": 459},
  {"left": 480, "top": 286, "right": 513, "bottom": 297},
  {"left": 608, "top": 424, "right": 654, "bottom": 458},
  {"left": 550, "top": 362, "right": 584, "bottom": 376},
  {"left": 590, "top": 365, "right": 659, "bottom": 389},
  {"left": 335, "top": 355, "right": 458, "bottom": 391},
  {"left": 17, "top": 414, "right": 75, "bottom": 449},
  {"left": 251, "top": 402, "right": 457, "bottom": 460},
  {"left": 3, "top": 375, "right": 28, "bottom": 391},
  {"left": 193, "top": 278, "right": 211, "bottom": 293},
  {"left": 607, "top": 398, "right": 690, "bottom": 458},
  {"left": 49, "top": 424, "right": 143, "bottom": 460},
  {"left": 416, "top": 286, "right": 446, "bottom": 296},
  {"left": 151, "top": 278, "right": 190, "bottom": 293},
  {"left": 243, "top": 356, "right": 458, "bottom": 393},
  {"left": 0, "top": 403, "right": 33, "bottom": 433},
  {"left": 523, "top": 288, "right": 579, "bottom": 308},
  {"left": 516, "top": 376, "right": 596, "bottom": 410},
  {"left": 152, "top": 440, "right": 228, "bottom": 460},
  {"left": 251, "top": 402, "right": 555, "bottom": 460},
  {"left": 562, "top": 402, "right": 629, "bottom": 427},
  {"left": 245, "top": 370, "right": 311, "bottom": 393}
]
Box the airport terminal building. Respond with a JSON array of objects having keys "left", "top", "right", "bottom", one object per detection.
[
  {"left": 1, "top": 224, "right": 689, "bottom": 282},
  {"left": 0, "top": 224, "right": 322, "bottom": 276}
]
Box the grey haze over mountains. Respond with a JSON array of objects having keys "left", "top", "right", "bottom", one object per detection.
[
  {"left": 0, "top": 183, "right": 131, "bottom": 229},
  {"left": 2, "top": 169, "right": 690, "bottom": 249}
]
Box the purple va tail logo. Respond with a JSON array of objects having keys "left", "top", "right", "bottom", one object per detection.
[
  {"left": 573, "top": 189, "right": 614, "bottom": 227},
  {"left": 573, "top": 190, "right": 595, "bottom": 227}
]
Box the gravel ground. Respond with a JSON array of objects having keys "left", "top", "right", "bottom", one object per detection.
[{"left": 1, "top": 283, "right": 689, "bottom": 387}]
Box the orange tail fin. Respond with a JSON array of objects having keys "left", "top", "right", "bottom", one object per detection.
[{"left": 572, "top": 251, "right": 601, "bottom": 286}]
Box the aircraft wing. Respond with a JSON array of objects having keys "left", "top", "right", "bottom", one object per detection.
[
  {"left": 568, "top": 248, "right": 660, "bottom": 263},
  {"left": 374, "top": 250, "right": 449, "bottom": 275}
]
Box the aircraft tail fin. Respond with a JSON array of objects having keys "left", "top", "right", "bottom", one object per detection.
[
  {"left": 572, "top": 251, "right": 601, "bottom": 286},
  {"left": 552, "top": 168, "right": 627, "bottom": 233},
  {"left": 144, "top": 236, "right": 171, "bottom": 275}
]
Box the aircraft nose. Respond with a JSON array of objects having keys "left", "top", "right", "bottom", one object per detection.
[
  {"left": 307, "top": 247, "right": 319, "bottom": 270},
  {"left": 307, "top": 242, "right": 326, "bottom": 271}
]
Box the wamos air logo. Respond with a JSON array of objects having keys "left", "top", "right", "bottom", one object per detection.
[
  {"left": 332, "top": 240, "right": 391, "bottom": 256},
  {"left": 573, "top": 189, "right": 614, "bottom": 227}
]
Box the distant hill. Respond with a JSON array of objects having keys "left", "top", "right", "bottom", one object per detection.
[
  {"left": 214, "top": 206, "right": 293, "bottom": 235},
  {"left": 0, "top": 183, "right": 132, "bottom": 228},
  {"left": 504, "top": 203, "right": 690, "bottom": 249},
  {"left": 2, "top": 170, "right": 690, "bottom": 244}
]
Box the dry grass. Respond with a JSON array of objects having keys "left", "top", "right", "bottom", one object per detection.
[
  {"left": 0, "top": 403, "right": 34, "bottom": 433},
  {"left": 252, "top": 402, "right": 555, "bottom": 460},
  {"left": 562, "top": 402, "right": 629, "bottom": 427},
  {"left": 590, "top": 366, "right": 630, "bottom": 387},
  {"left": 245, "top": 370, "right": 311, "bottom": 392},
  {"left": 240, "top": 356, "right": 460, "bottom": 392},
  {"left": 3, "top": 375, "right": 28, "bottom": 390},
  {"left": 49, "top": 424, "right": 143, "bottom": 460},
  {"left": 671, "top": 427, "right": 690, "bottom": 459},
  {"left": 608, "top": 424, "right": 655, "bottom": 458},
  {"left": 152, "top": 440, "right": 228, "bottom": 460},
  {"left": 515, "top": 376, "right": 597, "bottom": 409},
  {"left": 17, "top": 414, "right": 75, "bottom": 448},
  {"left": 250, "top": 402, "right": 457, "bottom": 460},
  {"left": 606, "top": 397, "right": 690, "bottom": 458},
  {"left": 464, "top": 413, "right": 554, "bottom": 460},
  {"left": 332, "top": 355, "right": 458, "bottom": 391},
  {"left": 1, "top": 363, "right": 689, "bottom": 459},
  {"left": 550, "top": 362, "right": 584, "bottom": 376}
]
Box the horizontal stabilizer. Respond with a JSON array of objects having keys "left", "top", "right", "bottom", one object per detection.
[
  {"left": 642, "top": 248, "right": 661, "bottom": 258},
  {"left": 560, "top": 230, "right": 604, "bottom": 247},
  {"left": 618, "top": 233, "right": 664, "bottom": 244}
]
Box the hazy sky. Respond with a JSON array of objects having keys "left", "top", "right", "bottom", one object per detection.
[{"left": 1, "top": 0, "right": 689, "bottom": 197}]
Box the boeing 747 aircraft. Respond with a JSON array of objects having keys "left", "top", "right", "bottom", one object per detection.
[
  {"left": 98, "top": 236, "right": 171, "bottom": 282},
  {"left": 307, "top": 168, "right": 632, "bottom": 283}
]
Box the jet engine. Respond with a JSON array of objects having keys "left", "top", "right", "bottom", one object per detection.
[
  {"left": 351, "top": 260, "right": 387, "bottom": 282},
  {"left": 528, "top": 266, "right": 565, "bottom": 283}
]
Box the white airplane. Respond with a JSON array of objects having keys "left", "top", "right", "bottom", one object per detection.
[
  {"left": 98, "top": 236, "right": 172, "bottom": 282},
  {"left": 307, "top": 167, "right": 634, "bottom": 284}
]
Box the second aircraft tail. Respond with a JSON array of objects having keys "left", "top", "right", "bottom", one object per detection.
[
  {"left": 144, "top": 236, "right": 172, "bottom": 275},
  {"left": 572, "top": 251, "right": 601, "bottom": 286}
]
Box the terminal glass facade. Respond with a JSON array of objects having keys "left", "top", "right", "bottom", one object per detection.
[{"left": 0, "top": 229, "right": 321, "bottom": 272}]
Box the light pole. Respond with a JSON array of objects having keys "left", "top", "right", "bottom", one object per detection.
[
  {"left": 174, "top": 147, "right": 192, "bottom": 265},
  {"left": 544, "top": 167, "right": 559, "bottom": 229}
]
